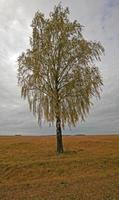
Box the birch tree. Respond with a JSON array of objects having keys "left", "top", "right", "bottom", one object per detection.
[{"left": 18, "top": 4, "right": 104, "bottom": 153}]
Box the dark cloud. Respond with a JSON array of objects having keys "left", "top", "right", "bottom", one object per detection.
[{"left": 0, "top": 0, "right": 119, "bottom": 135}]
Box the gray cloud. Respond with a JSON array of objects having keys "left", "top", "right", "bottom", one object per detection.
[{"left": 0, "top": 0, "right": 119, "bottom": 135}]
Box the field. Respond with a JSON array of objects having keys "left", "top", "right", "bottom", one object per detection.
[{"left": 0, "top": 135, "right": 119, "bottom": 200}]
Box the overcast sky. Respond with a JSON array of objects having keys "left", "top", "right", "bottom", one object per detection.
[{"left": 0, "top": 0, "right": 119, "bottom": 135}]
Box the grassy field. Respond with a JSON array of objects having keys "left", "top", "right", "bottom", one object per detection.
[{"left": 0, "top": 135, "right": 119, "bottom": 200}]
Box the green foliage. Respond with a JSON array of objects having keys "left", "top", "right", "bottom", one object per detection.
[{"left": 18, "top": 3, "right": 104, "bottom": 128}]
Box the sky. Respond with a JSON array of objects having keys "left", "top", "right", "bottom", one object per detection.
[{"left": 0, "top": 0, "right": 119, "bottom": 135}]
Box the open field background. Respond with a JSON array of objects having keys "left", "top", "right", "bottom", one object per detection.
[{"left": 0, "top": 135, "right": 119, "bottom": 200}]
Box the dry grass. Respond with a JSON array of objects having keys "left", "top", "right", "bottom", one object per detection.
[{"left": 0, "top": 135, "right": 119, "bottom": 200}]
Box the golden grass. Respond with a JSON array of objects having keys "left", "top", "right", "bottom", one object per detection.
[{"left": 0, "top": 135, "right": 119, "bottom": 200}]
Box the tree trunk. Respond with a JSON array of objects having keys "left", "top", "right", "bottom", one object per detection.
[{"left": 56, "top": 117, "right": 64, "bottom": 154}]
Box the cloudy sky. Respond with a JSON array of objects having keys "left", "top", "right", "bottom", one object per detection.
[{"left": 0, "top": 0, "right": 119, "bottom": 135}]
